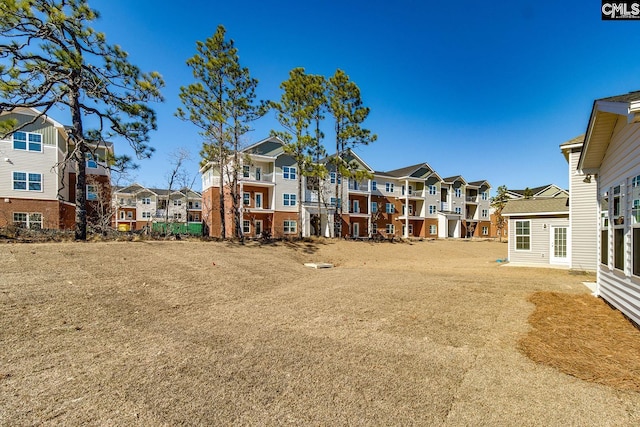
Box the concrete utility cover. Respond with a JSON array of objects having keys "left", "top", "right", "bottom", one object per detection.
[{"left": 304, "top": 262, "right": 334, "bottom": 269}]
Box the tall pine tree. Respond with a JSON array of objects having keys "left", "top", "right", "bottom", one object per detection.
[{"left": 0, "top": 0, "right": 164, "bottom": 240}]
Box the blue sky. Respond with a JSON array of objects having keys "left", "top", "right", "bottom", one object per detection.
[{"left": 55, "top": 1, "right": 640, "bottom": 192}]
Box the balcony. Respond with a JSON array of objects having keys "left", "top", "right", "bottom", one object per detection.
[
  {"left": 348, "top": 181, "right": 369, "bottom": 193},
  {"left": 241, "top": 172, "right": 274, "bottom": 185},
  {"left": 466, "top": 195, "right": 478, "bottom": 203}
]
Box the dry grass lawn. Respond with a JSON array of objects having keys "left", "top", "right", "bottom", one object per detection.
[{"left": 1, "top": 239, "right": 639, "bottom": 426}]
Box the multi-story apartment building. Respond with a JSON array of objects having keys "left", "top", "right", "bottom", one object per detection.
[
  {"left": 201, "top": 136, "right": 492, "bottom": 239},
  {"left": 0, "top": 107, "right": 112, "bottom": 230},
  {"left": 112, "top": 184, "right": 202, "bottom": 232}
]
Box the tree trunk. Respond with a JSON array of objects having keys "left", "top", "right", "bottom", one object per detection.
[{"left": 70, "top": 88, "right": 87, "bottom": 241}]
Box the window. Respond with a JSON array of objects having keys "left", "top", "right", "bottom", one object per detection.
[
  {"left": 87, "top": 185, "right": 98, "bottom": 201},
  {"left": 127, "top": 211, "right": 133, "bottom": 219},
  {"left": 194, "top": 214, "right": 200, "bottom": 221},
  {"left": 283, "top": 193, "right": 296, "bottom": 206},
  {"left": 402, "top": 204, "right": 413, "bottom": 215},
  {"left": 429, "top": 205, "right": 436, "bottom": 215},
  {"left": 243, "top": 165, "right": 250, "bottom": 178},
  {"left": 255, "top": 193, "right": 262, "bottom": 208},
  {"left": 372, "top": 222, "right": 378, "bottom": 234},
  {"left": 482, "top": 226, "right": 488, "bottom": 235},
  {"left": 329, "top": 172, "right": 341, "bottom": 184},
  {"left": 142, "top": 211, "right": 152, "bottom": 219},
  {"left": 13, "top": 131, "right": 42, "bottom": 152},
  {"left": 454, "top": 188, "right": 462, "bottom": 198},
  {"left": 634, "top": 228, "right": 640, "bottom": 276},
  {"left": 142, "top": 198, "right": 151, "bottom": 205},
  {"left": 614, "top": 228, "right": 624, "bottom": 270},
  {"left": 173, "top": 213, "right": 182, "bottom": 220},
  {"left": 454, "top": 207, "right": 462, "bottom": 214},
  {"left": 283, "top": 166, "right": 296, "bottom": 180},
  {"left": 13, "top": 212, "right": 42, "bottom": 229},
  {"left": 119, "top": 211, "right": 125, "bottom": 220},
  {"left": 402, "top": 224, "right": 414, "bottom": 236},
  {"left": 372, "top": 181, "right": 377, "bottom": 191},
  {"left": 402, "top": 185, "right": 413, "bottom": 196},
  {"left": 371, "top": 202, "right": 378, "bottom": 213},
  {"left": 386, "top": 223, "right": 395, "bottom": 234},
  {"left": 173, "top": 199, "right": 182, "bottom": 206},
  {"left": 243, "top": 192, "right": 250, "bottom": 205},
  {"left": 243, "top": 220, "right": 250, "bottom": 234},
  {"left": 13, "top": 172, "right": 42, "bottom": 191},
  {"left": 429, "top": 185, "right": 437, "bottom": 195},
  {"left": 386, "top": 203, "right": 394, "bottom": 214},
  {"left": 515, "top": 220, "right": 530, "bottom": 250},
  {"left": 330, "top": 197, "right": 341, "bottom": 208},
  {"left": 481, "top": 209, "right": 488, "bottom": 218},
  {"left": 86, "top": 153, "right": 98, "bottom": 168},
  {"left": 481, "top": 191, "right": 489, "bottom": 200},
  {"left": 283, "top": 220, "right": 297, "bottom": 234},
  {"left": 429, "top": 224, "right": 437, "bottom": 235},
  {"left": 385, "top": 182, "right": 394, "bottom": 193},
  {"left": 352, "top": 200, "right": 360, "bottom": 213}
]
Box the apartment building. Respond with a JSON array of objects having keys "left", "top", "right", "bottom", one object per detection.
[
  {"left": 201, "top": 136, "right": 492, "bottom": 239},
  {"left": 0, "top": 107, "right": 112, "bottom": 230},
  {"left": 112, "top": 184, "right": 202, "bottom": 232}
]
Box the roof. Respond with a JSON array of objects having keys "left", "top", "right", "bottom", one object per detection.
[
  {"left": 384, "top": 162, "right": 434, "bottom": 179},
  {"left": 502, "top": 198, "right": 569, "bottom": 216},
  {"left": 467, "top": 180, "right": 490, "bottom": 188},
  {"left": 242, "top": 136, "right": 285, "bottom": 157},
  {"left": 579, "top": 90, "right": 640, "bottom": 171},
  {"left": 560, "top": 134, "right": 585, "bottom": 148},
  {"left": 598, "top": 90, "right": 640, "bottom": 103},
  {"left": 507, "top": 184, "right": 568, "bottom": 199}
]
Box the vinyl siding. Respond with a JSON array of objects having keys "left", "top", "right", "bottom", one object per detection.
[
  {"left": 597, "top": 119, "right": 640, "bottom": 325},
  {"left": 507, "top": 215, "right": 569, "bottom": 265},
  {"left": 274, "top": 155, "right": 298, "bottom": 211},
  {"left": 569, "top": 148, "right": 598, "bottom": 271}
]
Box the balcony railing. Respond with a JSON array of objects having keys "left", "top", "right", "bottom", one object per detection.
[
  {"left": 349, "top": 181, "right": 369, "bottom": 192},
  {"left": 242, "top": 172, "right": 274, "bottom": 183},
  {"left": 466, "top": 196, "right": 478, "bottom": 203}
]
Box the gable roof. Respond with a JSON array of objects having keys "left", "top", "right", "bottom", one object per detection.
[
  {"left": 579, "top": 90, "right": 640, "bottom": 171},
  {"left": 507, "top": 184, "right": 568, "bottom": 199},
  {"left": 242, "top": 136, "right": 286, "bottom": 157},
  {"left": 467, "top": 180, "right": 490, "bottom": 188},
  {"left": 502, "top": 197, "right": 569, "bottom": 216},
  {"left": 384, "top": 162, "right": 434, "bottom": 179}
]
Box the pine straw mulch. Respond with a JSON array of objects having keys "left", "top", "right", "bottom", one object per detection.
[{"left": 519, "top": 291, "right": 640, "bottom": 392}]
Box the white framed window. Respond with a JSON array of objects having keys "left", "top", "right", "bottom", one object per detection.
[
  {"left": 481, "top": 191, "right": 488, "bottom": 200},
  {"left": 429, "top": 205, "right": 436, "bottom": 214},
  {"left": 331, "top": 197, "right": 341, "bottom": 208},
  {"left": 330, "top": 172, "right": 341, "bottom": 184},
  {"left": 142, "top": 197, "right": 151, "bottom": 205},
  {"left": 601, "top": 191, "right": 609, "bottom": 266},
  {"left": 429, "top": 185, "right": 437, "bottom": 195},
  {"left": 243, "top": 192, "right": 250, "bottom": 205},
  {"left": 371, "top": 181, "right": 377, "bottom": 191},
  {"left": 371, "top": 202, "right": 377, "bottom": 213},
  {"left": 173, "top": 199, "right": 182, "bottom": 206},
  {"left": 13, "top": 172, "right": 42, "bottom": 192},
  {"left": 87, "top": 185, "right": 98, "bottom": 201},
  {"left": 352, "top": 200, "right": 360, "bottom": 213},
  {"left": 142, "top": 211, "right": 152, "bottom": 219},
  {"left": 482, "top": 226, "right": 488, "bottom": 235},
  {"left": 402, "top": 224, "right": 414, "bottom": 235},
  {"left": 243, "top": 220, "right": 250, "bottom": 234},
  {"left": 385, "top": 182, "right": 394, "bottom": 193},
  {"left": 515, "top": 220, "right": 530, "bottom": 251},
  {"left": 632, "top": 176, "right": 640, "bottom": 276},
  {"left": 243, "top": 165, "right": 250, "bottom": 178},
  {"left": 13, "top": 131, "right": 42, "bottom": 152},
  {"left": 386, "top": 223, "right": 394, "bottom": 234},
  {"left": 119, "top": 211, "right": 125, "bottom": 220},
  {"left": 454, "top": 188, "right": 462, "bottom": 198},
  {"left": 402, "top": 204, "right": 413, "bottom": 215},
  {"left": 86, "top": 153, "right": 98, "bottom": 168},
  {"left": 13, "top": 212, "right": 42, "bottom": 229},
  {"left": 612, "top": 185, "right": 624, "bottom": 271},
  {"left": 481, "top": 209, "right": 488, "bottom": 218},
  {"left": 429, "top": 224, "right": 437, "bottom": 235},
  {"left": 127, "top": 211, "right": 133, "bottom": 219},
  {"left": 454, "top": 207, "right": 462, "bottom": 214},
  {"left": 193, "top": 214, "right": 200, "bottom": 221},
  {"left": 283, "top": 193, "right": 296, "bottom": 206},
  {"left": 283, "top": 220, "right": 297, "bottom": 234},
  {"left": 385, "top": 203, "right": 394, "bottom": 214},
  {"left": 173, "top": 213, "right": 182, "bottom": 220},
  {"left": 255, "top": 193, "right": 262, "bottom": 208},
  {"left": 283, "top": 166, "right": 296, "bottom": 180}
]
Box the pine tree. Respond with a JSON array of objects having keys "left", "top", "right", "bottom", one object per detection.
[
  {"left": 327, "top": 69, "right": 376, "bottom": 236},
  {"left": 491, "top": 185, "right": 509, "bottom": 242},
  {"left": 0, "top": 0, "right": 164, "bottom": 240},
  {"left": 178, "top": 25, "right": 263, "bottom": 239}
]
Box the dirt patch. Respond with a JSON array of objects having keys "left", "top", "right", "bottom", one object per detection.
[
  {"left": 1, "top": 240, "right": 639, "bottom": 425},
  {"left": 519, "top": 291, "right": 640, "bottom": 392}
]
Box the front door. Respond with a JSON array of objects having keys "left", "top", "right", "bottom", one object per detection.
[
  {"left": 550, "top": 226, "right": 569, "bottom": 264},
  {"left": 352, "top": 222, "right": 359, "bottom": 237},
  {"left": 256, "top": 167, "right": 261, "bottom": 181},
  {"left": 255, "top": 220, "right": 263, "bottom": 237},
  {"left": 255, "top": 193, "right": 262, "bottom": 209}
]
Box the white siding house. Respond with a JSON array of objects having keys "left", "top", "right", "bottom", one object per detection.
[
  {"left": 503, "top": 198, "right": 570, "bottom": 266},
  {"left": 578, "top": 90, "right": 640, "bottom": 326}
]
